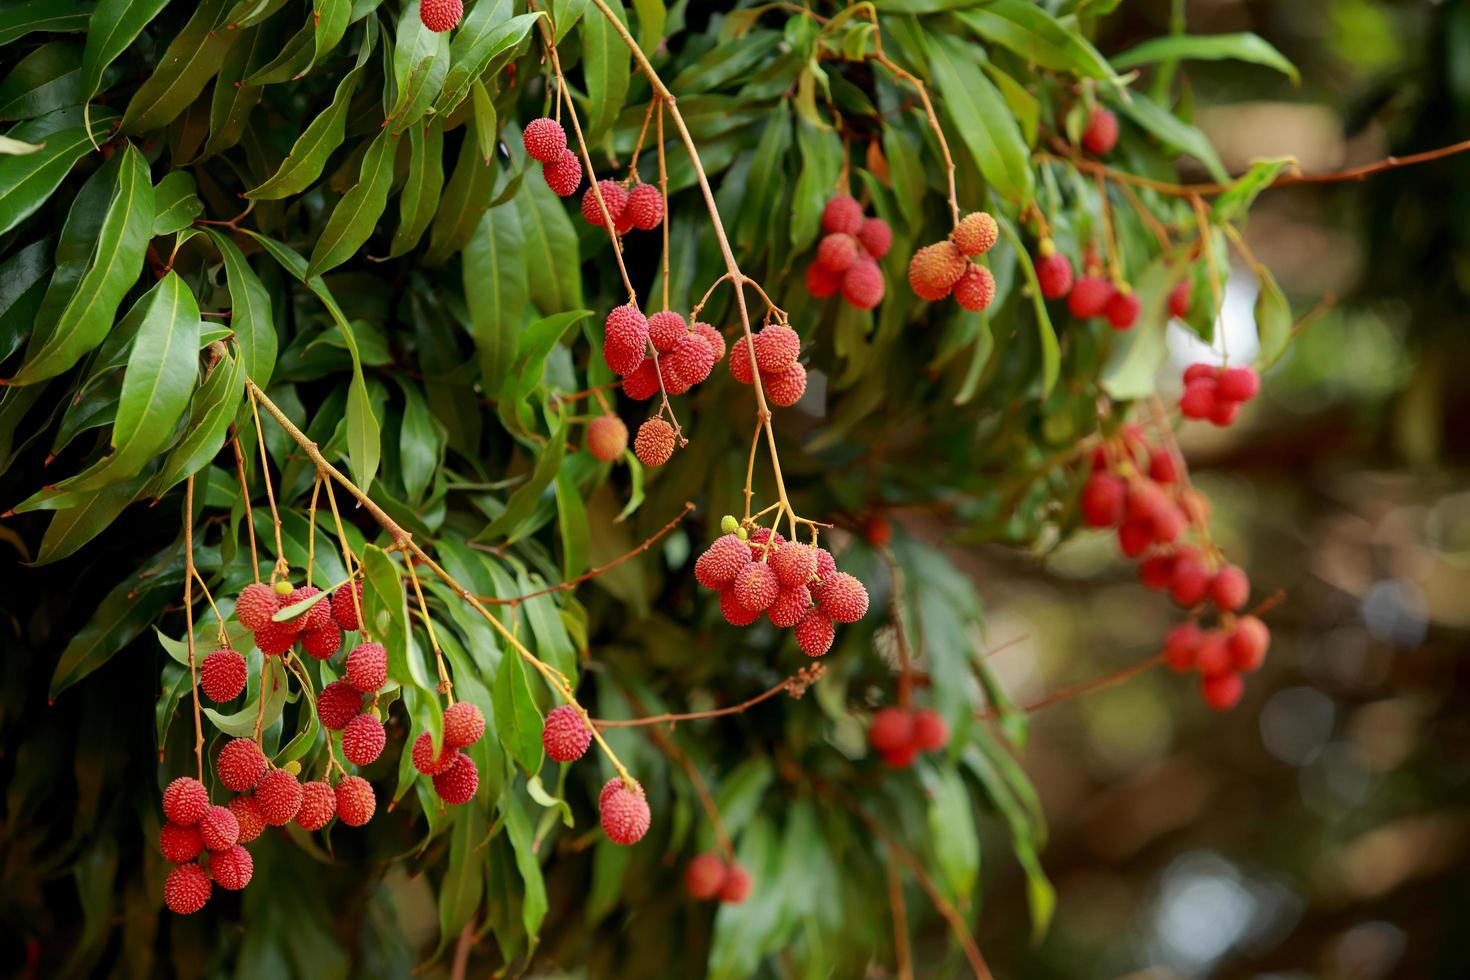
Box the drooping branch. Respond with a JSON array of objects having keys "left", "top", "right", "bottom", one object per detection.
[{"left": 592, "top": 664, "right": 823, "bottom": 729}]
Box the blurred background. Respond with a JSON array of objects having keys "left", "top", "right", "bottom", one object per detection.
[{"left": 955, "top": 1, "right": 1470, "bottom": 977}]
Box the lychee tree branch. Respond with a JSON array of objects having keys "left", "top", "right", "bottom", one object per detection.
[
  {"left": 592, "top": 664, "right": 823, "bottom": 729},
  {"left": 228, "top": 426, "right": 259, "bottom": 582},
  {"left": 183, "top": 475, "right": 204, "bottom": 784}
]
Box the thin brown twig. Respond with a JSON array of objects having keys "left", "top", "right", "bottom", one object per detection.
[
  {"left": 229, "top": 426, "right": 259, "bottom": 582},
  {"left": 886, "top": 844, "right": 915, "bottom": 980},
  {"left": 592, "top": 664, "right": 823, "bottom": 729},
  {"left": 183, "top": 476, "right": 204, "bottom": 783},
  {"left": 981, "top": 653, "right": 1167, "bottom": 721},
  {"left": 247, "top": 385, "right": 287, "bottom": 581}
]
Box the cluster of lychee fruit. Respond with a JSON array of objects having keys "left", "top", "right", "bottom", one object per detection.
[
  {"left": 1179, "top": 362, "right": 1260, "bottom": 428},
  {"left": 684, "top": 852, "right": 752, "bottom": 904},
  {"left": 1064, "top": 254, "right": 1140, "bottom": 331},
  {"left": 907, "top": 211, "right": 999, "bottom": 311},
  {"left": 580, "top": 178, "right": 663, "bottom": 236},
  {"left": 538, "top": 703, "right": 652, "bottom": 845},
  {"left": 867, "top": 706, "right": 950, "bottom": 768},
  {"left": 407, "top": 701, "right": 488, "bottom": 805},
  {"left": 805, "top": 194, "right": 890, "bottom": 309},
  {"left": 728, "top": 323, "right": 806, "bottom": 408},
  {"left": 694, "top": 519, "right": 869, "bottom": 657},
  {"left": 522, "top": 117, "right": 583, "bottom": 198},
  {"left": 234, "top": 578, "right": 359, "bottom": 661}
]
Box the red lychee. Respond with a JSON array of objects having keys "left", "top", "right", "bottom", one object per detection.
[
  {"left": 821, "top": 194, "right": 864, "bottom": 235},
  {"left": 685, "top": 852, "right": 727, "bottom": 900},
  {"left": 857, "top": 217, "right": 892, "bottom": 259},
  {"left": 341, "top": 713, "right": 386, "bottom": 766},
  {"left": 522, "top": 118, "right": 567, "bottom": 164},
  {"left": 542, "top": 148, "right": 582, "bottom": 197},
  {"left": 432, "top": 752, "right": 480, "bottom": 805},
  {"left": 634, "top": 418, "right": 676, "bottom": 467},
  {"left": 816, "top": 572, "right": 868, "bottom": 623},
  {"left": 295, "top": 780, "right": 336, "bottom": 831},
  {"left": 209, "top": 844, "right": 253, "bottom": 890},
  {"left": 163, "top": 776, "right": 210, "bottom": 826},
  {"left": 1082, "top": 106, "right": 1119, "bottom": 155},
  {"left": 444, "top": 700, "right": 486, "bottom": 749},
  {"left": 255, "top": 769, "right": 303, "bottom": 826},
  {"left": 164, "top": 862, "right": 211, "bottom": 914},
  {"left": 217, "top": 737, "right": 267, "bottom": 793},
  {"left": 201, "top": 649, "right": 247, "bottom": 702},
  {"left": 542, "top": 704, "right": 591, "bottom": 762},
  {"left": 600, "top": 781, "right": 651, "bottom": 845},
  {"left": 695, "top": 534, "right": 750, "bottom": 590},
  {"left": 603, "top": 304, "right": 650, "bottom": 376},
  {"left": 235, "top": 583, "right": 279, "bottom": 630},
  {"left": 160, "top": 822, "right": 203, "bottom": 863},
  {"left": 794, "top": 608, "right": 834, "bottom": 656},
  {"left": 345, "top": 641, "right": 388, "bottom": 692},
  {"left": 335, "top": 775, "right": 376, "bottom": 827},
  {"left": 317, "top": 680, "right": 363, "bottom": 731}
]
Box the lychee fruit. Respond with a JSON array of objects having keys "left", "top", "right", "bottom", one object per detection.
[
  {"left": 317, "top": 680, "right": 363, "bottom": 730},
  {"left": 626, "top": 182, "right": 663, "bottom": 230},
  {"left": 542, "top": 148, "right": 582, "bottom": 197},
  {"left": 806, "top": 260, "right": 841, "bottom": 299},
  {"left": 1067, "top": 276, "right": 1111, "bottom": 318},
  {"left": 868, "top": 707, "right": 913, "bottom": 754},
  {"left": 420, "top": 0, "right": 464, "bottom": 34},
  {"left": 580, "top": 179, "right": 629, "bottom": 228},
  {"left": 164, "top": 862, "right": 211, "bottom": 914},
  {"left": 1209, "top": 400, "right": 1241, "bottom": 428},
  {"left": 734, "top": 561, "right": 780, "bottom": 613},
  {"left": 603, "top": 304, "right": 650, "bottom": 376},
  {"left": 728, "top": 335, "right": 755, "bottom": 384},
  {"left": 954, "top": 263, "right": 996, "bottom": 312},
  {"left": 217, "top": 737, "right": 267, "bottom": 792},
  {"left": 634, "top": 418, "right": 676, "bottom": 467},
  {"left": 228, "top": 795, "right": 265, "bottom": 843},
  {"left": 746, "top": 527, "right": 786, "bottom": 560},
  {"left": 209, "top": 844, "right": 253, "bottom": 890},
  {"left": 1081, "top": 472, "right": 1125, "bottom": 528},
  {"left": 255, "top": 769, "right": 302, "bottom": 826},
  {"left": 951, "top": 212, "right": 998, "bottom": 257},
  {"left": 695, "top": 534, "right": 750, "bottom": 590},
  {"left": 911, "top": 709, "right": 949, "bottom": 752},
  {"left": 235, "top": 583, "right": 279, "bottom": 630},
  {"left": 764, "top": 362, "right": 807, "bottom": 408},
  {"left": 295, "top": 780, "right": 336, "bottom": 831},
  {"left": 163, "top": 776, "right": 210, "bottom": 826},
  {"left": 411, "top": 731, "right": 456, "bottom": 775},
  {"left": 694, "top": 322, "right": 725, "bottom": 362},
  {"left": 1036, "top": 251, "right": 1074, "bottom": 299},
  {"left": 334, "top": 775, "right": 376, "bottom": 826},
  {"left": 794, "top": 608, "right": 834, "bottom": 657},
  {"left": 341, "top": 713, "right": 386, "bottom": 766},
  {"left": 600, "top": 781, "right": 650, "bottom": 845},
  {"left": 1163, "top": 622, "right": 1202, "bottom": 672},
  {"left": 522, "top": 118, "right": 567, "bottom": 163},
  {"left": 301, "top": 622, "right": 342, "bottom": 660},
  {"left": 621, "top": 358, "right": 659, "bottom": 400},
  {"left": 1169, "top": 554, "right": 1210, "bottom": 607},
  {"left": 881, "top": 743, "right": 920, "bottom": 769},
  {"left": 685, "top": 852, "right": 727, "bottom": 900},
  {"left": 766, "top": 586, "right": 812, "bottom": 628},
  {"left": 753, "top": 325, "right": 800, "bottom": 374},
  {"left": 816, "top": 572, "right": 868, "bottom": 623},
  {"left": 1105, "top": 288, "right": 1140, "bottom": 330},
  {"left": 432, "top": 752, "right": 480, "bottom": 805},
  {"left": 857, "top": 217, "right": 892, "bottom": 258},
  {"left": 542, "top": 704, "right": 591, "bottom": 762},
  {"left": 345, "top": 641, "right": 388, "bottom": 692},
  {"left": 647, "top": 310, "right": 687, "bottom": 353},
  {"left": 332, "top": 581, "right": 363, "bottom": 631},
  {"left": 252, "top": 618, "right": 296, "bottom": 656},
  {"left": 1201, "top": 671, "right": 1244, "bottom": 711},
  {"left": 719, "top": 864, "right": 752, "bottom": 903},
  {"left": 160, "top": 822, "right": 203, "bottom": 863},
  {"left": 1082, "top": 106, "right": 1119, "bottom": 155},
  {"left": 1180, "top": 379, "right": 1218, "bottom": 420},
  {"left": 1209, "top": 565, "right": 1250, "bottom": 612},
  {"left": 198, "top": 804, "right": 240, "bottom": 852},
  {"left": 841, "top": 256, "right": 885, "bottom": 309},
  {"left": 821, "top": 194, "right": 864, "bottom": 235},
  {"left": 444, "top": 701, "right": 486, "bottom": 748},
  {"left": 1228, "top": 616, "right": 1270, "bottom": 672},
  {"left": 1217, "top": 366, "right": 1260, "bottom": 403},
  {"left": 1168, "top": 278, "right": 1193, "bottom": 318},
  {"left": 816, "top": 232, "right": 859, "bottom": 273},
  {"left": 279, "top": 586, "right": 331, "bottom": 632},
  {"left": 908, "top": 241, "right": 968, "bottom": 300},
  {"left": 719, "top": 587, "right": 763, "bottom": 627},
  {"left": 671, "top": 331, "right": 718, "bottom": 386},
  {"left": 770, "top": 541, "right": 815, "bottom": 588}
]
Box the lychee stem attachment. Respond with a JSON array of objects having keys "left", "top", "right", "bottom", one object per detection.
[{"left": 183, "top": 475, "right": 205, "bottom": 784}]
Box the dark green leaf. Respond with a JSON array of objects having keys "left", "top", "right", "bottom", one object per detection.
[
  {"left": 120, "top": 0, "right": 234, "bottom": 134},
  {"left": 307, "top": 129, "right": 396, "bottom": 277},
  {"left": 928, "top": 34, "right": 1033, "bottom": 203},
  {"left": 956, "top": 3, "right": 1116, "bottom": 80},
  {"left": 491, "top": 646, "right": 544, "bottom": 776},
  {"left": 81, "top": 0, "right": 171, "bottom": 101},
  {"left": 1112, "top": 32, "right": 1300, "bottom": 84}
]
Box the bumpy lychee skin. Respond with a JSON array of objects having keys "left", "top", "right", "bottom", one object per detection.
[
  {"left": 1081, "top": 472, "right": 1125, "bottom": 528},
  {"left": 694, "top": 322, "right": 726, "bottom": 363},
  {"left": 318, "top": 680, "right": 363, "bottom": 731},
  {"left": 253, "top": 618, "right": 297, "bottom": 656},
  {"left": 695, "top": 534, "right": 750, "bottom": 590},
  {"left": 821, "top": 194, "right": 864, "bottom": 235},
  {"left": 279, "top": 586, "right": 331, "bottom": 633},
  {"left": 728, "top": 335, "right": 755, "bottom": 384},
  {"left": 1163, "top": 622, "right": 1202, "bottom": 672},
  {"left": 598, "top": 777, "right": 627, "bottom": 812},
  {"left": 685, "top": 852, "right": 728, "bottom": 900},
  {"left": 522, "top": 117, "right": 567, "bottom": 163},
  {"left": 767, "top": 586, "right": 812, "bottom": 628},
  {"left": 1168, "top": 278, "right": 1193, "bottom": 318},
  {"left": 671, "top": 331, "right": 718, "bottom": 387},
  {"left": 301, "top": 623, "right": 342, "bottom": 660},
  {"left": 719, "top": 587, "right": 763, "bottom": 627},
  {"left": 1201, "top": 671, "right": 1244, "bottom": 711},
  {"left": 1105, "top": 288, "right": 1141, "bottom": 330},
  {"left": 1082, "top": 106, "right": 1119, "bottom": 155},
  {"left": 1067, "top": 275, "right": 1112, "bottom": 318},
  {"left": 770, "top": 541, "right": 816, "bottom": 589},
  {"left": 734, "top": 561, "right": 780, "bottom": 613},
  {"left": 658, "top": 352, "right": 693, "bottom": 396},
  {"left": 1209, "top": 400, "right": 1241, "bottom": 428},
  {"left": 634, "top": 418, "right": 676, "bottom": 467},
  {"left": 163, "top": 776, "right": 210, "bottom": 826},
  {"left": 754, "top": 325, "right": 801, "bottom": 374},
  {"left": 433, "top": 752, "right": 480, "bottom": 805},
  {"left": 580, "top": 179, "right": 628, "bottom": 227},
  {"left": 295, "top": 780, "right": 336, "bottom": 831},
  {"left": 542, "top": 704, "right": 592, "bottom": 762},
  {"left": 164, "top": 862, "right": 211, "bottom": 914},
  {"left": 954, "top": 263, "right": 996, "bottom": 312},
  {"left": 621, "top": 358, "right": 659, "bottom": 400},
  {"left": 332, "top": 581, "right": 363, "bottom": 631},
  {"left": 420, "top": 0, "right": 463, "bottom": 33},
  {"left": 603, "top": 304, "right": 650, "bottom": 376},
  {"left": 342, "top": 713, "right": 387, "bottom": 766},
  {"left": 1228, "top": 615, "right": 1270, "bottom": 672},
  {"left": 764, "top": 362, "right": 808, "bottom": 408},
  {"left": 1169, "top": 554, "right": 1211, "bottom": 607},
  {"left": 199, "top": 648, "right": 245, "bottom": 703},
  {"left": 806, "top": 260, "right": 841, "bottom": 299},
  {"left": 720, "top": 864, "right": 752, "bottom": 903},
  {"left": 626, "top": 182, "right": 664, "bottom": 230},
  {"left": 907, "top": 241, "right": 967, "bottom": 300},
  {"left": 160, "top": 822, "right": 204, "bottom": 863},
  {"left": 951, "top": 212, "right": 998, "bottom": 257},
  {"left": 235, "top": 582, "right": 279, "bottom": 630},
  {"left": 209, "top": 844, "right": 254, "bottom": 891},
  {"left": 335, "top": 775, "right": 376, "bottom": 827},
  {"left": 811, "top": 546, "right": 836, "bottom": 585},
  {"left": 542, "top": 148, "right": 582, "bottom": 197},
  {"left": 198, "top": 805, "right": 240, "bottom": 852},
  {"left": 647, "top": 310, "right": 687, "bottom": 353},
  {"left": 816, "top": 232, "right": 860, "bottom": 273},
  {"left": 345, "top": 642, "right": 388, "bottom": 693},
  {"left": 585, "top": 415, "right": 629, "bottom": 461},
  {"left": 868, "top": 707, "right": 913, "bottom": 754},
  {"left": 816, "top": 572, "right": 869, "bottom": 623},
  {"left": 911, "top": 709, "right": 950, "bottom": 753},
  {"left": 746, "top": 527, "right": 786, "bottom": 560},
  {"left": 443, "top": 701, "right": 485, "bottom": 749},
  {"left": 857, "top": 217, "right": 893, "bottom": 259},
  {"left": 256, "top": 769, "right": 303, "bottom": 826},
  {"left": 881, "top": 744, "right": 920, "bottom": 769},
  {"left": 228, "top": 795, "right": 265, "bottom": 843},
  {"left": 1036, "top": 252, "right": 1074, "bottom": 299},
  {"left": 600, "top": 782, "right": 651, "bottom": 845},
  {"left": 841, "top": 256, "right": 886, "bottom": 309},
  {"left": 1209, "top": 565, "right": 1250, "bottom": 612},
  {"left": 1216, "top": 366, "right": 1260, "bottom": 403},
  {"left": 794, "top": 608, "right": 835, "bottom": 657},
  {"left": 217, "top": 737, "right": 267, "bottom": 793}
]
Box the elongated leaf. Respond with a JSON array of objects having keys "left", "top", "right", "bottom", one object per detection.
[
  {"left": 580, "top": 2, "right": 630, "bottom": 143},
  {"left": 146, "top": 348, "right": 245, "bottom": 495},
  {"left": 388, "top": 3, "right": 451, "bottom": 133},
  {"left": 0, "top": 240, "right": 52, "bottom": 363},
  {"left": 997, "top": 216, "right": 1059, "bottom": 396},
  {"left": 35, "top": 476, "right": 147, "bottom": 565},
  {"left": 1115, "top": 91, "right": 1228, "bottom": 182},
  {"left": 928, "top": 34, "right": 1033, "bottom": 203},
  {"left": 0, "top": 111, "right": 117, "bottom": 236},
  {"left": 120, "top": 0, "right": 234, "bottom": 134},
  {"left": 1211, "top": 157, "right": 1293, "bottom": 224},
  {"left": 511, "top": 177, "right": 581, "bottom": 312},
  {"left": 307, "top": 129, "right": 395, "bottom": 277},
  {"left": 956, "top": 3, "right": 1115, "bottom": 79},
  {"left": 503, "top": 793, "right": 549, "bottom": 943},
  {"left": 424, "top": 112, "right": 498, "bottom": 262},
  {"left": 307, "top": 0, "right": 351, "bottom": 74},
  {"left": 1254, "top": 264, "right": 1292, "bottom": 369},
  {"left": 51, "top": 571, "right": 172, "bottom": 696},
  {"left": 437, "top": 807, "right": 486, "bottom": 952},
  {"left": 245, "top": 60, "right": 366, "bottom": 199},
  {"left": 0, "top": 41, "right": 84, "bottom": 121},
  {"left": 0, "top": 0, "right": 91, "bottom": 47},
  {"left": 554, "top": 468, "right": 589, "bottom": 580},
  {"left": 386, "top": 119, "right": 444, "bottom": 257},
  {"left": 1099, "top": 260, "right": 1176, "bottom": 400},
  {"left": 1112, "top": 32, "right": 1300, "bottom": 84},
  {"left": 491, "top": 647, "right": 544, "bottom": 776},
  {"left": 205, "top": 230, "right": 277, "bottom": 385},
  {"left": 81, "top": 0, "right": 172, "bottom": 101},
  {"left": 151, "top": 170, "right": 202, "bottom": 235},
  {"left": 201, "top": 24, "right": 269, "bottom": 159},
  {"left": 436, "top": 8, "right": 541, "bottom": 115},
  {"left": 464, "top": 205, "right": 526, "bottom": 393}
]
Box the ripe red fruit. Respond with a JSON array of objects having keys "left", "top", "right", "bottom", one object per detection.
[
  {"left": 908, "top": 241, "right": 967, "bottom": 300},
  {"left": 764, "top": 362, "right": 808, "bottom": 408},
  {"left": 816, "top": 232, "right": 860, "bottom": 273},
  {"left": 626, "top": 182, "right": 663, "bottom": 230},
  {"left": 1148, "top": 449, "right": 1179, "bottom": 485},
  {"left": 954, "top": 263, "right": 997, "bottom": 312},
  {"left": 1183, "top": 362, "right": 1219, "bottom": 384},
  {"left": 209, "top": 844, "right": 254, "bottom": 890},
  {"left": 695, "top": 534, "right": 752, "bottom": 590},
  {"left": 160, "top": 822, "right": 203, "bottom": 863},
  {"left": 600, "top": 781, "right": 651, "bottom": 845},
  {"left": 253, "top": 618, "right": 296, "bottom": 656},
  {"left": 1180, "top": 379, "right": 1218, "bottom": 420},
  {"left": 811, "top": 547, "right": 836, "bottom": 584},
  {"left": 1228, "top": 615, "right": 1270, "bottom": 671},
  {"left": 255, "top": 769, "right": 303, "bottom": 826},
  {"left": 753, "top": 325, "right": 800, "bottom": 374},
  {"left": 411, "top": 731, "right": 456, "bottom": 775},
  {"left": 869, "top": 708, "right": 913, "bottom": 754},
  {"left": 1217, "top": 366, "right": 1260, "bottom": 403},
  {"left": 1105, "top": 288, "right": 1141, "bottom": 330},
  {"left": 719, "top": 587, "right": 763, "bottom": 627},
  {"left": 217, "top": 737, "right": 267, "bottom": 792},
  {"left": 734, "top": 562, "right": 780, "bottom": 613},
  {"left": 433, "top": 752, "right": 480, "bottom": 805},
  {"left": 1139, "top": 553, "right": 1175, "bottom": 591},
  {"left": 1082, "top": 106, "right": 1119, "bottom": 155},
  {"left": 647, "top": 310, "right": 686, "bottom": 353},
  {"left": 1169, "top": 555, "right": 1211, "bottom": 607},
  {"left": 235, "top": 583, "right": 279, "bottom": 630},
  {"left": 1168, "top": 278, "right": 1193, "bottom": 318},
  {"left": 580, "top": 180, "right": 629, "bottom": 228},
  {"left": 1036, "top": 252, "right": 1074, "bottom": 299},
  {"left": 794, "top": 608, "right": 835, "bottom": 656},
  {"left": 1201, "top": 672, "right": 1244, "bottom": 711},
  {"left": 806, "top": 260, "right": 841, "bottom": 299},
  {"left": 342, "top": 713, "right": 386, "bottom": 766},
  {"left": 1117, "top": 519, "right": 1153, "bottom": 558},
  {"left": 542, "top": 148, "right": 582, "bottom": 197},
  {"left": 444, "top": 701, "right": 486, "bottom": 748},
  {"left": 865, "top": 514, "right": 893, "bottom": 547},
  {"left": 821, "top": 194, "right": 864, "bottom": 235},
  {"left": 694, "top": 322, "right": 725, "bottom": 362},
  {"left": 542, "top": 704, "right": 591, "bottom": 762},
  {"left": 1081, "top": 472, "right": 1126, "bottom": 528},
  {"left": 1151, "top": 504, "right": 1186, "bottom": 545},
  {"left": 634, "top": 417, "right": 676, "bottom": 467},
  {"left": 1163, "top": 622, "right": 1202, "bottom": 672},
  {"left": 911, "top": 709, "right": 949, "bottom": 752},
  {"left": 767, "top": 586, "right": 812, "bottom": 628},
  {"left": 598, "top": 777, "right": 625, "bottom": 812},
  {"left": 671, "top": 331, "right": 718, "bottom": 386},
  {"left": 1194, "top": 631, "right": 1233, "bottom": 676},
  {"left": 857, "top": 217, "right": 892, "bottom": 258},
  {"left": 345, "top": 641, "right": 388, "bottom": 692},
  {"left": 335, "top": 775, "right": 376, "bottom": 827},
  {"left": 198, "top": 804, "right": 240, "bottom": 852},
  {"left": 840, "top": 256, "right": 886, "bottom": 309},
  {"left": 603, "top": 304, "right": 650, "bottom": 376},
  {"left": 747, "top": 527, "right": 786, "bottom": 560},
  {"left": 228, "top": 795, "right": 265, "bottom": 843},
  {"left": 770, "top": 542, "right": 815, "bottom": 588},
  {"left": 522, "top": 117, "right": 567, "bottom": 163},
  {"left": 1209, "top": 565, "right": 1250, "bottom": 612},
  {"left": 164, "top": 862, "right": 211, "bottom": 914},
  {"left": 332, "top": 581, "right": 363, "bottom": 631},
  {"left": 1067, "top": 276, "right": 1111, "bottom": 318},
  {"left": 951, "top": 212, "right": 998, "bottom": 257},
  {"left": 1209, "top": 400, "right": 1241, "bottom": 427},
  {"left": 685, "top": 852, "right": 728, "bottom": 900},
  {"left": 816, "top": 572, "right": 869, "bottom": 623},
  {"left": 296, "top": 780, "right": 336, "bottom": 831},
  {"left": 728, "top": 335, "right": 755, "bottom": 384},
  {"left": 279, "top": 585, "right": 331, "bottom": 632},
  {"left": 720, "top": 863, "right": 752, "bottom": 903},
  {"left": 621, "top": 358, "right": 659, "bottom": 400},
  {"left": 301, "top": 623, "right": 342, "bottom": 660},
  {"left": 655, "top": 351, "right": 690, "bottom": 396},
  {"left": 882, "top": 744, "right": 920, "bottom": 769},
  {"left": 420, "top": 0, "right": 463, "bottom": 32},
  {"left": 318, "top": 680, "right": 363, "bottom": 730},
  {"left": 163, "top": 776, "right": 210, "bottom": 826}
]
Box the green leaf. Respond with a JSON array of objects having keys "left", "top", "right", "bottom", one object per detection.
[
  {"left": 481, "top": 417, "right": 569, "bottom": 541},
  {"left": 437, "top": 806, "right": 486, "bottom": 952},
  {"left": 205, "top": 230, "right": 278, "bottom": 386},
  {"left": 512, "top": 178, "right": 582, "bottom": 313},
  {"left": 502, "top": 310, "right": 590, "bottom": 407},
  {"left": 0, "top": 0, "right": 91, "bottom": 47},
  {"left": 790, "top": 117, "right": 841, "bottom": 253},
  {"left": 306, "top": 129, "right": 396, "bottom": 277},
  {"left": 386, "top": 119, "right": 444, "bottom": 258},
  {"left": 51, "top": 570, "right": 172, "bottom": 696},
  {"left": 491, "top": 647, "right": 544, "bottom": 776},
  {"left": 362, "top": 544, "right": 442, "bottom": 732},
  {"left": 81, "top": 0, "right": 172, "bottom": 101},
  {"left": 423, "top": 112, "right": 498, "bottom": 262},
  {"left": 436, "top": 2, "right": 530, "bottom": 114},
  {"left": 465, "top": 206, "right": 527, "bottom": 395},
  {"left": 35, "top": 476, "right": 147, "bottom": 565},
  {"left": 388, "top": 2, "right": 451, "bottom": 134},
  {"left": 997, "top": 216, "right": 1059, "bottom": 396},
  {"left": 630, "top": 0, "right": 665, "bottom": 55},
  {"left": 145, "top": 348, "right": 246, "bottom": 496},
  {"left": 1253, "top": 264, "right": 1292, "bottom": 369},
  {"left": 956, "top": 3, "right": 1116, "bottom": 80},
  {"left": 580, "top": 2, "right": 630, "bottom": 144},
  {"left": 9, "top": 142, "right": 154, "bottom": 385},
  {"left": 0, "top": 41, "right": 84, "bottom": 121},
  {"left": 1211, "top": 156, "right": 1293, "bottom": 225},
  {"left": 245, "top": 59, "right": 367, "bottom": 200},
  {"left": 1112, "top": 32, "right": 1300, "bottom": 84},
  {"left": 927, "top": 766, "right": 980, "bottom": 902},
  {"left": 1099, "top": 260, "right": 1177, "bottom": 400},
  {"left": 549, "top": 0, "right": 588, "bottom": 42},
  {"left": 150, "top": 171, "right": 203, "bottom": 235},
  {"left": 120, "top": 0, "right": 235, "bottom": 134},
  {"left": 397, "top": 380, "right": 441, "bottom": 502},
  {"left": 927, "top": 34, "right": 1033, "bottom": 203},
  {"left": 201, "top": 24, "right": 269, "bottom": 159},
  {"left": 503, "top": 793, "right": 549, "bottom": 945},
  {"left": 0, "top": 111, "right": 118, "bottom": 237},
  {"left": 307, "top": 0, "right": 352, "bottom": 75},
  {"left": 554, "top": 468, "right": 589, "bottom": 580},
  {"left": 346, "top": 365, "right": 382, "bottom": 494},
  {"left": 1115, "top": 91, "right": 1229, "bottom": 182}
]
